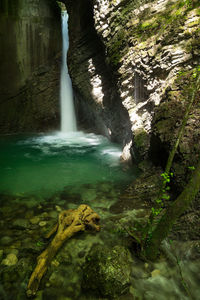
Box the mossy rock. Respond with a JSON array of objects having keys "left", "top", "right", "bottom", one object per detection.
[
  {"left": 134, "top": 129, "right": 150, "bottom": 159},
  {"left": 82, "top": 244, "right": 132, "bottom": 298}
]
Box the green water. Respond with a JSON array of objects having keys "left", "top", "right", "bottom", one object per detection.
[
  {"left": 0, "top": 131, "right": 136, "bottom": 197},
  {"left": 0, "top": 132, "right": 200, "bottom": 300}
]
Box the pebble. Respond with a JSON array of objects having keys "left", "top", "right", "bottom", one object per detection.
[
  {"left": 1, "top": 253, "right": 18, "bottom": 266},
  {"left": 81, "top": 189, "right": 97, "bottom": 202},
  {"left": 25, "top": 211, "right": 34, "bottom": 219},
  {"left": 144, "top": 263, "right": 149, "bottom": 269},
  {"left": 55, "top": 205, "right": 62, "bottom": 212},
  {"left": 4, "top": 248, "right": 19, "bottom": 256},
  {"left": 0, "top": 236, "right": 12, "bottom": 245},
  {"left": 13, "top": 218, "right": 30, "bottom": 229},
  {"left": 49, "top": 211, "right": 58, "bottom": 219},
  {"left": 41, "top": 212, "right": 48, "bottom": 218},
  {"left": 39, "top": 221, "right": 47, "bottom": 227},
  {"left": 10, "top": 241, "right": 21, "bottom": 248},
  {"left": 51, "top": 259, "right": 60, "bottom": 267},
  {"left": 151, "top": 269, "right": 161, "bottom": 277},
  {"left": 30, "top": 216, "right": 40, "bottom": 224}
]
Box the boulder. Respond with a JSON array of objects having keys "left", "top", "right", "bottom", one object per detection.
[{"left": 82, "top": 244, "right": 132, "bottom": 297}]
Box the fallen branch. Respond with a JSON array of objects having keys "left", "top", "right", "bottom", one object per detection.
[{"left": 27, "top": 204, "right": 100, "bottom": 297}]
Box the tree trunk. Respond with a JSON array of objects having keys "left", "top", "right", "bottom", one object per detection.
[
  {"left": 144, "top": 74, "right": 200, "bottom": 237},
  {"left": 144, "top": 159, "right": 200, "bottom": 260}
]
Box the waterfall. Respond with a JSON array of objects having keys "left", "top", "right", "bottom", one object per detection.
[{"left": 60, "top": 11, "right": 77, "bottom": 132}]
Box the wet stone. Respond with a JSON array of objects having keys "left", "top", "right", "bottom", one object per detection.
[
  {"left": 0, "top": 249, "right": 3, "bottom": 262},
  {"left": 48, "top": 211, "right": 58, "bottom": 219},
  {"left": 55, "top": 205, "right": 62, "bottom": 212},
  {"left": 30, "top": 216, "right": 40, "bottom": 224},
  {"left": 57, "top": 250, "right": 72, "bottom": 265},
  {"left": 39, "top": 221, "right": 47, "bottom": 227},
  {"left": 99, "top": 183, "right": 112, "bottom": 192},
  {"left": 44, "top": 265, "right": 82, "bottom": 299},
  {"left": 81, "top": 189, "right": 97, "bottom": 202},
  {"left": 151, "top": 269, "right": 161, "bottom": 277},
  {"left": 4, "top": 248, "right": 19, "bottom": 256},
  {"left": 25, "top": 210, "right": 34, "bottom": 219},
  {"left": 0, "top": 236, "right": 13, "bottom": 246},
  {"left": 13, "top": 218, "right": 30, "bottom": 229},
  {"left": 82, "top": 244, "right": 132, "bottom": 297},
  {"left": 21, "top": 238, "right": 44, "bottom": 254},
  {"left": 1, "top": 253, "right": 18, "bottom": 266},
  {"left": 41, "top": 212, "right": 48, "bottom": 218}
]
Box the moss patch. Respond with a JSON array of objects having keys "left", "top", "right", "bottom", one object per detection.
[{"left": 107, "top": 29, "right": 128, "bottom": 66}]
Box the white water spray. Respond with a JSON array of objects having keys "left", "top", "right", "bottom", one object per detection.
[{"left": 60, "top": 11, "right": 77, "bottom": 132}]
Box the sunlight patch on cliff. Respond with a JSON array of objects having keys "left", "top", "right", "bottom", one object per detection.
[{"left": 88, "top": 58, "right": 104, "bottom": 104}]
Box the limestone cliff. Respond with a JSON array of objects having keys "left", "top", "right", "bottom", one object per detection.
[
  {"left": 65, "top": 0, "right": 133, "bottom": 149},
  {"left": 65, "top": 0, "right": 200, "bottom": 180},
  {"left": 0, "top": 0, "right": 61, "bottom": 133}
]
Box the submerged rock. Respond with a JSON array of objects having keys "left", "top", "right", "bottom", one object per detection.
[
  {"left": 0, "top": 249, "right": 3, "bottom": 262},
  {"left": 30, "top": 216, "right": 40, "bottom": 225},
  {"left": 82, "top": 244, "right": 132, "bottom": 297},
  {"left": 39, "top": 221, "right": 47, "bottom": 227},
  {"left": 13, "top": 218, "right": 30, "bottom": 229},
  {"left": 1, "top": 253, "right": 18, "bottom": 266},
  {"left": 151, "top": 269, "right": 161, "bottom": 278},
  {"left": 81, "top": 189, "right": 97, "bottom": 202},
  {"left": 0, "top": 236, "right": 13, "bottom": 246}
]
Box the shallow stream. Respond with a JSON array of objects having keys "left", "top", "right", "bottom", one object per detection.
[{"left": 0, "top": 132, "right": 199, "bottom": 300}]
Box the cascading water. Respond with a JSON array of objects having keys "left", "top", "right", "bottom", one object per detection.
[{"left": 60, "top": 11, "right": 77, "bottom": 132}]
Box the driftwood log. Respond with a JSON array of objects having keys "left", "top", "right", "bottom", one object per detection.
[{"left": 27, "top": 204, "right": 100, "bottom": 297}]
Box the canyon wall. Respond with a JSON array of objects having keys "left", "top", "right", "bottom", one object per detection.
[
  {"left": 65, "top": 0, "right": 133, "bottom": 148},
  {"left": 66, "top": 0, "right": 200, "bottom": 182},
  {"left": 0, "top": 0, "right": 61, "bottom": 133}
]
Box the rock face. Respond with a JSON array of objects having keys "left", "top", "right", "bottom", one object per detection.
[
  {"left": 65, "top": 0, "right": 200, "bottom": 179},
  {"left": 0, "top": 0, "right": 61, "bottom": 133},
  {"left": 65, "top": 0, "right": 133, "bottom": 147},
  {"left": 82, "top": 244, "right": 132, "bottom": 297}
]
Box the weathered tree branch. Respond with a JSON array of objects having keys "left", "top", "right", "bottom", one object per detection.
[{"left": 27, "top": 204, "right": 100, "bottom": 297}]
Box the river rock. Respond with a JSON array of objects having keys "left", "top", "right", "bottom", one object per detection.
[
  {"left": 30, "top": 216, "right": 40, "bottom": 224},
  {"left": 81, "top": 189, "right": 97, "bottom": 202},
  {"left": 0, "top": 249, "right": 3, "bottom": 262},
  {"left": 13, "top": 218, "right": 30, "bottom": 229},
  {"left": 39, "top": 221, "right": 47, "bottom": 227},
  {"left": 82, "top": 244, "right": 132, "bottom": 297},
  {"left": 151, "top": 269, "right": 161, "bottom": 277},
  {"left": 0, "top": 236, "right": 12, "bottom": 246},
  {"left": 1, "top": 253, "right": 18, "bottom": 266},
  {"left": 49, "top": 211, "right": 58, "bottom": 219}
]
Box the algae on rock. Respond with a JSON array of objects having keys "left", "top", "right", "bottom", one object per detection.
[{"left": 82, "top": 244, "right": 132, "bottom": 297}]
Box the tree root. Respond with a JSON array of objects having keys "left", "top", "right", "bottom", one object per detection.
[{"left": 27, "top": 204, "right": 100, "bottom": 297}]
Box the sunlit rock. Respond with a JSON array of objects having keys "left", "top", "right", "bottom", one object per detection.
[{"left": 1, "top": 253, "right": 18, "bottom": 266}]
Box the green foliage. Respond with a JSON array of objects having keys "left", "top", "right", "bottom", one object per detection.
[
  {"left": 36, "top": 240, "right": 45, "bottom": 247},
  {"left": 149, "top": 172, "right": 172, "bottom": 221},
  {"left": 188, "top": 166, "right": 195, "bottom": 171},
  {"left": 133, "top": 0, "right": 199, "bottom": 43},
  {"left": 193, "top": 66, "right": 200, "bottom": 79}
]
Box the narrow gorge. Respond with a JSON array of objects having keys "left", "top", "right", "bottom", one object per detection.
[{"left": 0, "top": 0, "right": 200, "bottom": 299}]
